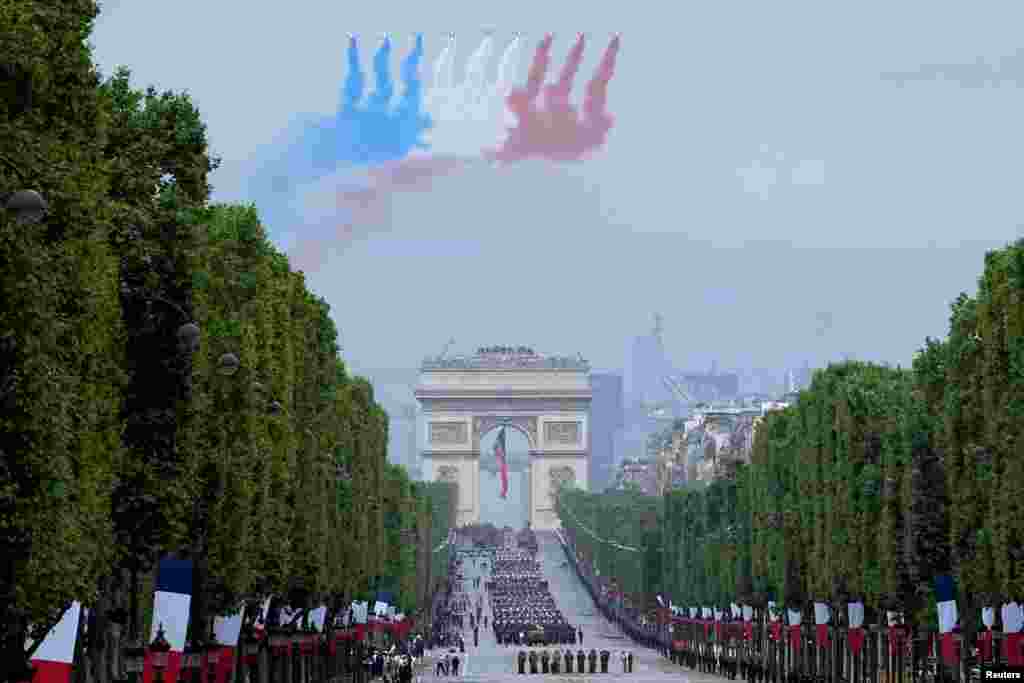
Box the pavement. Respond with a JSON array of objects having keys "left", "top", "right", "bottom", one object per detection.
[{"left": 415, "top": 531, "right": 725, "bottom": 683}]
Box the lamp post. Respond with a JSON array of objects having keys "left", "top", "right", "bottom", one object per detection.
[
  {"left": 204, "top": 639, "right": 221, "bottom": 683},
  {"left": 123, "top": 640, "right": 146, "bottom": 682},
  {"left": 4, "top": 189, "right": 48, "bottom": 224},
  {"left": 291, "top": 630, "right": 305, "bottom": 683},
  {"left": 150, "top": 624, "right": 172, "bottom": 683},
  {"left": 242, "top": 632, "right": 261, "bottom": 683},
  {"left": 269, "top": 629, "right": 289, "bottom": 681},
  {"left": 181, "top": 640, "right": 201, "bottom": 683}
]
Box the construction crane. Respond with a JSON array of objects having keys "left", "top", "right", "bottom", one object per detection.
[
  {"left": 662, "top": 375, "right": 694, "bottom": 405},
  {"left": 438, "top": 337, "right": 456, "bottom": 360}
]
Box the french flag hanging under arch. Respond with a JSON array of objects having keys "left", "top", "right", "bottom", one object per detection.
[
  {"left": 144, "top": 558, "right": 192, "bottom": 683},
  {"left": 494, "top": 427, "right": 509, "bottom": 499}
]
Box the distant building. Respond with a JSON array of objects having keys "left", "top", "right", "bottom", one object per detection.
[
  {"left": 752, "top": 398, "right": 793, "bottom": 446},
  {"left": 797, "top": 361, "right": 813, "bottom": 390},
  {"left": 672, "top": 372, "right": 740, "bottom": 402},
  {"left": 681, "top": 406, "right": 760, "bottom": 484},
  {"left": 625, "top": 314, "right": 674, "bottom": 405},
  {"left": 623, "top": 315, "right": 684, "bottom": 464},
  {"left": 668, "top": 462, "right": 688, "bottom": 491},
  {"left": 616, "top": 459, "right": 658, "bottom": 496},
  {"left": 785, "top": 362, "right": 815, "bottom": 393},
  {"left": 589, "top": 372, "right": 624, "bottom": 492}
]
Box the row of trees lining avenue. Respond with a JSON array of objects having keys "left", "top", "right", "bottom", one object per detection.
[{"left": 1, "top": 3, "right": 456, "bottom": 681}]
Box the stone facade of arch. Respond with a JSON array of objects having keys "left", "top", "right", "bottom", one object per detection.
[{"left": 415, "top": 357, "right": 592, "bottom": 529}]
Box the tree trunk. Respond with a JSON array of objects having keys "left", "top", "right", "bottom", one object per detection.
[
  {"left": 84, "top": 573, "right": 129, "bottom": 683},
  {"left": 0, "top": 607, "right": 32, "bottom": 683},
  {"left": 186, "top": 554, "right": 208, "bottom": 646},
  {"left": 233, "top": 599, "right": 258, "bottom": 683}
]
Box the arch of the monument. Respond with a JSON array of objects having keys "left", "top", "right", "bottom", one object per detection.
[{"left": 414, "top": 349, "right": 592, "bottom": 530}]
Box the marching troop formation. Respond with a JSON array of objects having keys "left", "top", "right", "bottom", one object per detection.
[
  {"left": 421, "top": 525, "right": 640, "bottom": 679},
  {"left": 488, "top": 539, "right": 578, "bottom": 646}
]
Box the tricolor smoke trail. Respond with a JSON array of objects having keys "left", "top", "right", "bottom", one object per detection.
[{"left": 246, "top": 32, "right": 622, "bottom": 273}]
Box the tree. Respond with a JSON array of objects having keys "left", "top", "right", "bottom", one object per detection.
[
  {"left": 0, "top": 2, "right": 125, "bottom": 678},
  {"left": 78, "top": 58, "right": 220, "bottom": 681}
]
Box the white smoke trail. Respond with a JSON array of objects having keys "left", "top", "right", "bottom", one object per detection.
[
  {"left": 459, "top": 36, "right": 494, "bottom": 119},
  {"left": 442, "top": 34, "right": 456, "bottom": 91},
  {"left": 425, "top": 34, "right": 455, "bottom": 115},
  {"left": 424, "top": 32, "right": 522, "bottom": 158},
  {"left": 491, "top": 35, "right": 522, "bottom": 127},
  {"left": 493, "top": 35, "right": 522, "bottom": 97}
]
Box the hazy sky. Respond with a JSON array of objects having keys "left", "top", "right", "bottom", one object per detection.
[{"left": 90, "top": 1, "right": 1023, "bottom": 377}]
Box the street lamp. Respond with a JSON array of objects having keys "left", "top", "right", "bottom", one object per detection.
[
  {"left": 242, "top": 632, "right": 261, "bottom": 681},
  {"left": 291, "top": 630, "right": 305, "bottom": 662},
  {"left": 5, "top": 189, "right": 47, "bottom": 224},
  {"left": 270, "top": 629, "right": 290, "bottom": 654},
  {"left": 122, "top": 640, "right": 146, "bottom": 681},
  {"left": 177, "top": 322, "right": 201, "bottom": 353},
  {"left": 269, "top": 628, "right": 289, "bottom": 678},
  {"left": 218, "top": 352, "right": 240, "bottom": 376},
  {"left": 204, "top": 640, "right": 221, "bottom": 683},
  {"left": 150, "top": 624, "right": 172, "bottom": 683},
  {"left": 181, "top": 641, "right": 201, "bottom": 683},
  {"left": 243, "top": 633, "right": 262, "bottom": 659}
]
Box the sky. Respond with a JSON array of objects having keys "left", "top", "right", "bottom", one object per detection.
[{"left": 90, "top": 1, "right": 1024, "bottom": 380}]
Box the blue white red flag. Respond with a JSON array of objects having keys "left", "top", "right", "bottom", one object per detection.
[
  {"left": 494, "top": 428, "right": 509, "bottom": 499},
  {"left": 145, "top": 557, "right": 192, "bottom": 683},
  {"left": 30, "top": 602, "right": 82, "bottom": 683}
]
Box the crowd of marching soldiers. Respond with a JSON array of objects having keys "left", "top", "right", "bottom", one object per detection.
[
  {"left": 417, "top": 527, "right": 647, "bottom": 677},
  {"left": 489, "top": 548, "right": 579, "bottom": 646},
  {"left": 514, "top": 648, "right": 636, "bottom": 674}
]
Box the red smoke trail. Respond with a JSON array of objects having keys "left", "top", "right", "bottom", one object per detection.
[
  {"left": 488, "top": 34, "right": 620, "bottom": 163},
  {"left": 287, "top": 155, "right": 468, "bottom": 273}
]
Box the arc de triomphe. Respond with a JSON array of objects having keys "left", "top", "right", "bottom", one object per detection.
[{"left": 415, "top": 347, "right": 591, "bottom": 529}]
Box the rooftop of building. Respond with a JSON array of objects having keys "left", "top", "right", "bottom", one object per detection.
[{"left": 421, "top": 345, "right": 590, "bottom": 371}]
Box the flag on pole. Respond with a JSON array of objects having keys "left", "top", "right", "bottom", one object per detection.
[
  {"left": 981, "top": 606, "right": 995, "bottom": 660},
  {"left": 847, "top": 602, "right": 866, "bottom": 655},
  {"left": 1002, "top": 602, "right": 1024, "bottom": 665},
  {"left": 29, "top": 602, "right": 82, "bottom": 683},
  {"left": 213, "top": 610, "right": 243, "bottom": 683},
  {"left": 146, "top": 557, "right": 192, "bottom": 683},
  {"left": 787, "top": 609, "right": 802, "bottom": 652},
  {"left": 253, "top": 596, "right": 272, "bottom": 639},
  {"left": 935, "top": 574, "right": 958, "bottom": 665},
  {"left": 309, "top": 606, "right": 327, "bottom": 632},
  {"left": 814, "top": 602, "right": 831, "bottom": 649},
  {"left": 494, "top": 427, "right": 509, "bottom": 499}
]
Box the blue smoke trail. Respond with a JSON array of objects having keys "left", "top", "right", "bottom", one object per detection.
[
  {"left": 395, "top": 34, "right": 432, "bottom": 154},
  {"left": 342, "top": 36, "right": 365, "bottom": 113},
  {"left": 246, "top": 33, "right": 432, "bottom": 239},
  {"left": 366, "top": 36, "right": 394, "bottom": 113}
]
